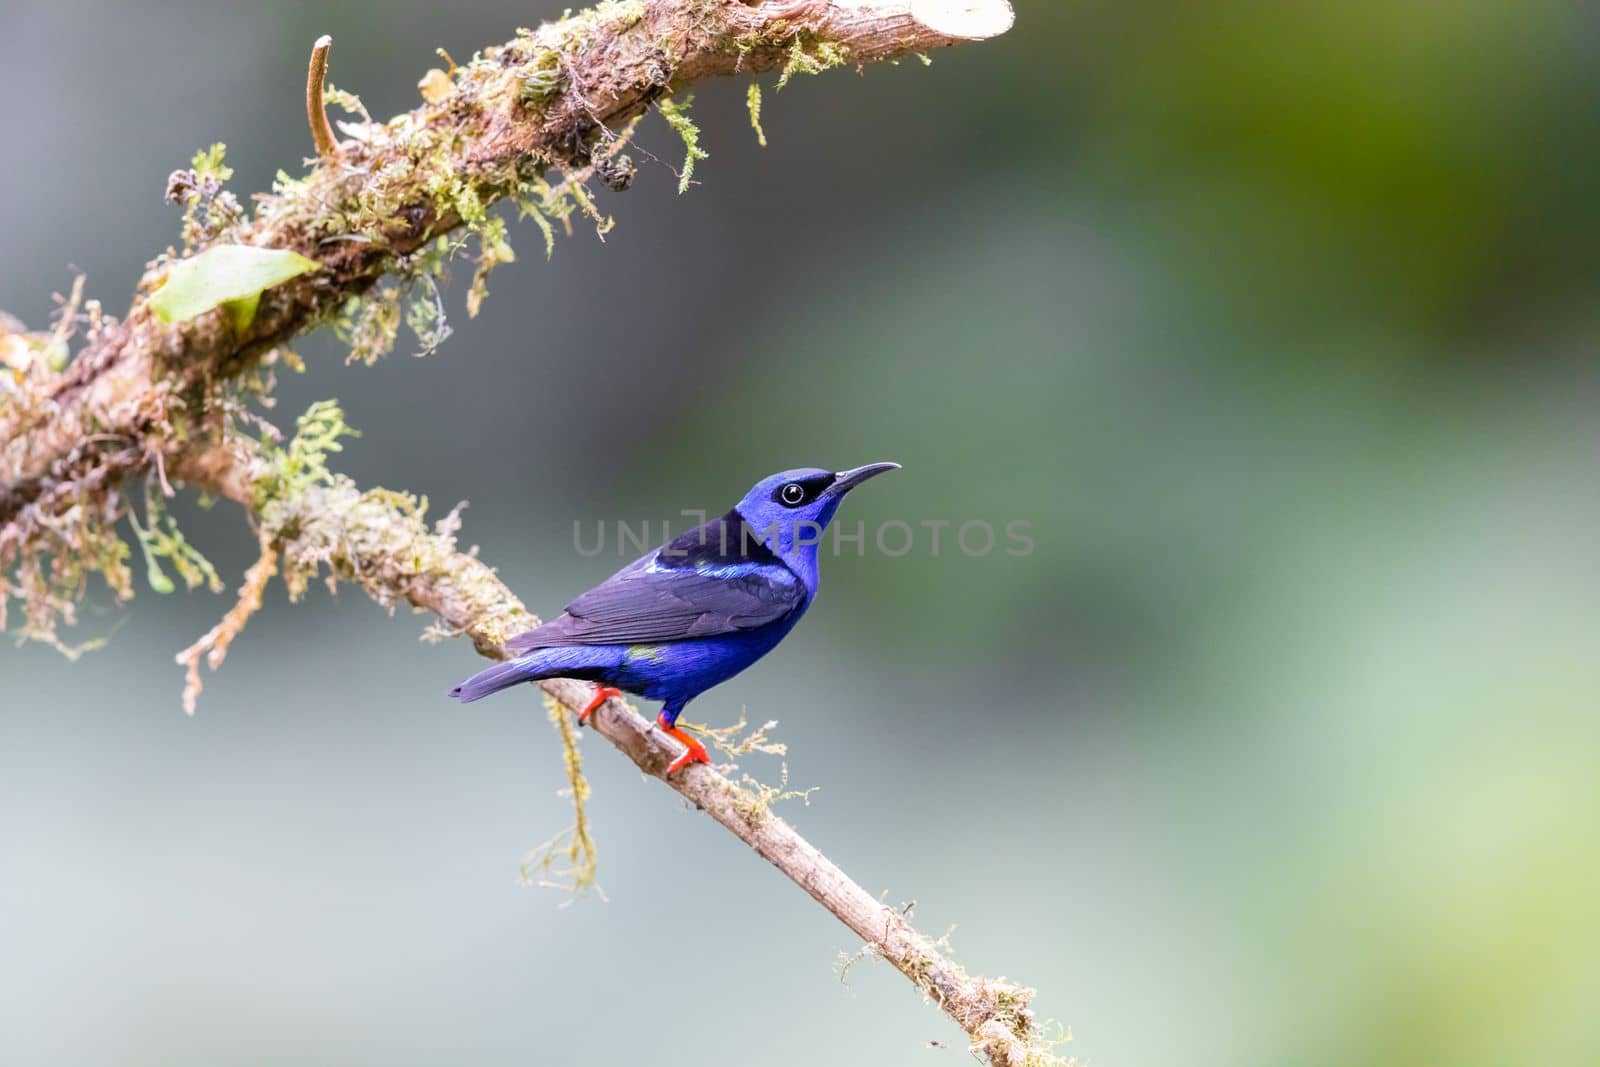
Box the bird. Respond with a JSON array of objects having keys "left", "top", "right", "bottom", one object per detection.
[{"left": 449, "top": 464, "right": 901, "bottom": 774}]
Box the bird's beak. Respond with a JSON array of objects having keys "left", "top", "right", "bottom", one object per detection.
[{"left": 824, "top": 462, "right": 901, "bottom": 498}]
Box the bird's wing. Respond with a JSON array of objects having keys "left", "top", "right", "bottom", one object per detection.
[
  {"left": 505, "top": 510, "right": 804, "bottom": 652},
  {"left": 506, "top": 562, "right": 802, "bottom": 650}
]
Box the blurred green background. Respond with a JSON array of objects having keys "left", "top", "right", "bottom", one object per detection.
[{"left": 4, "top": 2, "right": 1598, "bottom": 1065}]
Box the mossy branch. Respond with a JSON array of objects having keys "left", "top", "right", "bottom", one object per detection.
[
  {"left": 0, "top": 1, "right": 1048, "bottom": 1062},
  {"left": 1, "top": 0, "right": 1012, "bottom": 524}
]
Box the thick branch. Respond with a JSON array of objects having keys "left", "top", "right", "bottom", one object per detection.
[{"left": 0, "top": 0, "right": 1012, "bottom": 511}]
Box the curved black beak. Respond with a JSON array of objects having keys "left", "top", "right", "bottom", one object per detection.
[{"left": 823, "top": 462, "right": 901, "bottom": 498}]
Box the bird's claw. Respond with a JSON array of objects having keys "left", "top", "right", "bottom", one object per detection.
[
  {"left": 659, "top": 711, "right": 712, "bottom": 776},
  {"left": 578, "top": 685, "right": 623, "bottom": 725},
  {"left": 665, "top": 741, "right": 712, "bottom": 776}
]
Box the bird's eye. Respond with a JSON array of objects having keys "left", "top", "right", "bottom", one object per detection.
[{"left": 779, "top": 482, "right": 806, "bottom": 506}]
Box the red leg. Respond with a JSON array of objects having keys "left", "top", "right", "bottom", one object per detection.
[
  {"left": 658, "top": 710, "right": 711, "bottom": 775},
  {"left": 578, "top": 685, "right": 623, "bottom": 725}
]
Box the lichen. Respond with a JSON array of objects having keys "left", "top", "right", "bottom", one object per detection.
[
  {"left": 694, "top": 707, "right": 788, "bottom": 760},
  {"left": 835, "top": 940, "right": 883, "bottom": 987},
  {"left": 686, "top": 710, "right": 817, "bottom": 825},
  {"left": 520, "top": 692, "right": 601, "bottom": 901}
]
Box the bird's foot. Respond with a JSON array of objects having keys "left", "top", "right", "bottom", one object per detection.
[
  {"left": 578, "top": 685, "right": 623, "bottom": 725},
  {"left": 658, "top": 711, "right": 712, "bottom": 776}
]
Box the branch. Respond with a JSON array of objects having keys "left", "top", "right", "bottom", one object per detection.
[{"left": 1, "top": 2, "right": 1051, "bottom": 1062}]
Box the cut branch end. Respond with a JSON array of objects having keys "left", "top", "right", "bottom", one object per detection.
[{"left": 910, "top": 0, "right": 1015, "bottom": 40}]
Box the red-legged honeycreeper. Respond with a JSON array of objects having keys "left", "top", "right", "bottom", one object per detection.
[{"left": 449, "top": 464, "right": 900, "bottom": 773}]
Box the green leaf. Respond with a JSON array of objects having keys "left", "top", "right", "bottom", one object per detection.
[
  {"left": 222, "top": 292, "right": 261, "bottom": 332},
  {"left": 149, "top": 245, "right": 320, "bottom": 325}
]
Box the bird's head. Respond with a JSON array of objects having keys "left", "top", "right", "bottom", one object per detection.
[{"left": 734, "top": 463, "right": 900, "bottom": 575}]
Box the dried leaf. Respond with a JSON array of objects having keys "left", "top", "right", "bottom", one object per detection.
[{"left": 418, "top": 68, "right": 453, "bottom": 103}]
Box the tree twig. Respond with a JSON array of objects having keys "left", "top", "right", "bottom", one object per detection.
[
  {"left": 306, "top": 35, "right": 339, "bottom": 159},
  {"left": 175, "top": 530, "right": 276, "bottom": 715}
]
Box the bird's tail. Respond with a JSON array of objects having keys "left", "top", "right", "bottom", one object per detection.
[
  {"left": 448, "top": 658, "right": 539, "bottom": 703},
  {"left": 448, "top": 646, "right": 625, "bottom": 703}
]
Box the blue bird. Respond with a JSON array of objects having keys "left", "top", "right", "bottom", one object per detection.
[{"left": 449, "top": 464, "right": 900, "bottom": 773}]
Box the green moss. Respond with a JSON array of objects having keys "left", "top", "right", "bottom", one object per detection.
[
  {"left": 776, "top": 34, "right": 849, "bottom": 90},
  {"left": 128, "top": 478, "right": 223, "bottom": 595},
  {"left": 321, "top": 83, "right": 372, "bottom": 124},
  {"left": 167, "top": 142, "right": 244, "bottom": 251},
  {"left": 657, "top": 95, "right": 709, "bottom": 194},
  {"left": 334, "top": 289, "right": 403, "bottom": 365},
  {"left": 514, "top": 186, "right": 560, "bottom": 260},
  {"left": 466, "top": 215, "right": 516, "bottom": 318},
  {"left": 519, "top": 49, "right": 567, "bottom": 104},
  {"left": 191, "top": 143, "right": 233, "bottom": 184},
  {"left": 250, "top": 398, "right": 358, "bottom": 512},
  {"left": 747, "top": 80, "right": 768, "bottom": 147}
]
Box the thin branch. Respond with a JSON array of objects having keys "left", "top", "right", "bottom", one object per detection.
[
  {"left": 175, "top": 530, "right": 276, "bottom": 715},
  {"left": 182, "top": 435, "right": 1053, "bottom": 1066}
]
